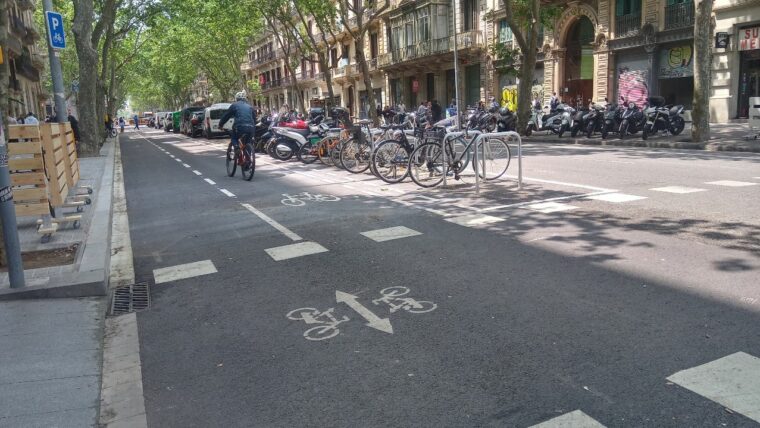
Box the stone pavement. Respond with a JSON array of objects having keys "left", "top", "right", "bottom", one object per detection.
[
  {"left": 0, "top": 139, "right": 116, "bottom": 298},
  {"left": 525, "top": 122, "right": 760, "bottom": 152},
  {"left": 0, "top": 297, "right": 106, "bottom": 427}
]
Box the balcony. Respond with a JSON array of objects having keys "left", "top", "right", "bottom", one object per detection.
[
  {"left": 252, "top": 51, "right": 279, "bottom": 66},
  {"left": 6, "top": 33, "right": 23, "bottom": 56},
  {"left": 23, "top": 26, "right": 41, "bottom": 45},
  {"left": 16, "top": 54, "right": 40, "bottom": 82},
  {"left": 332, "top": 66, "right": 347, "bottom": 78},
  {"left": 368, "top": 57, "right": 378, "bottom": 71},
  {"left": 664, "top": 2, "right": 694, "bottom": 30},
  {"left": 31, "top": 53, "right": 45, "bottom": 70},
  {"left": 262, "top": 79, "right": 284, "bottom": 90},
  {"left": 17, "top": 0, "right": 35, "bottom": 10},
  {"left": 385, "top": 31, "right": 483, "bottom": 67},
  {"left": 615, "top": 13, "right": 641, "bottom": 38}
]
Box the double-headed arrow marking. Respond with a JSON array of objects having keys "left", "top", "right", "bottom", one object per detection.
[{"left": 336, "top": 291, "right": 394, "bottom": 334}]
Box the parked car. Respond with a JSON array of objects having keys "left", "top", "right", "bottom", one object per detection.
[
  {"left": 155, "top": 111, "right": 170, "bottom": 129},
  {"left": 179, "top": 107, "right": 205, "bottom": 137},
  {"left": 171, "top": 111, "right": 182, "bottom": 133},
  {"left": 203, "top": 103, "right": 232, "bottom": 138},
  {"left": 163, "top": 112, "right": 174, "bottom": 132}
]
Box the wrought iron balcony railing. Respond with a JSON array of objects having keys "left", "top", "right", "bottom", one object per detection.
[
  {"left": 664, "top": 2, "right": 694, "bottom": 30},
  {"left": 615, "top": 13, "right": 641, "bottom": 38}
]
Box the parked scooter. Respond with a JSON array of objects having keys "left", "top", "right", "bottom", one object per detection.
[
  {"left": 270, "top": 115, "right": 328, "bottom": 161},
  {"left": 641, "top": 96, "right": 686, "bottom": 140},
  {"left": 618, "top": 100, "right": 646, "bottom": 139},
  {"left": 525, "top": 104, "right": 572, "bottom": 137},
  {"left": 496, "top": 107, "right": 517, "bottom": 132},
  {"left": 601, "top": 103, "right": 622, "bottom": 139},
  {"left": 584, "top": 104, "right": 607, "bottom": 138}
]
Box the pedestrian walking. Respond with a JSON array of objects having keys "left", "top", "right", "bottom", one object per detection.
[
  {"left": 550, "top": 92, "right": 559, "bottom": 111},
  {"left": 133, "top": 114, "right": 140, "bottom": 130},
  {"left": 67, "top": 112, "right": 80, "bottom": 141},
  {"left": 119, "top": 117, "right": 125, "bottom": 133}
]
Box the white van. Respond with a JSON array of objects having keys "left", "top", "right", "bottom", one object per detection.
[
  {"left": 203, "top": 103, "right": 232, "bottom": 138},
  {"left": 155, "top": 111, "right": 170, "bottom": 128}
]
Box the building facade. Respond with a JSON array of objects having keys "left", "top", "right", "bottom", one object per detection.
[
  {"left": 5, "top": 0, "right": 46, "bottom": 119},
  {"left": 240, "top": 0, "right": 756, "bottom": 123}
]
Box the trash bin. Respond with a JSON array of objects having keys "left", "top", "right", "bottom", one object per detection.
[{"left": 750, "top": 97, "right": 760, "bottom": 132}]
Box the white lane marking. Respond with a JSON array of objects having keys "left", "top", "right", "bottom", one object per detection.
[
  {"left": 204, "top": 178, "right": 216, "bottom": 185},
  {"left": 586, "top": 192, "right": 647, "bottom": 203},
  {"left": 650, "top": 186, "right": 707, "bottom": 194},
  {"left": 219, "top": 189, "right": 236, "bottom": 197},
  {"left": 478, "top": 191, "right": 612, "bottom": 213},
  {"left": 153, "top": 260, "right": 218, "bottom": 284},
  {"left": 175, "top": 158, "right": 182, "bottom": 162},
  {"left": 529, "top": 410, "right": 606, "bottom": 428},
  {"left": 525, "top": 201, "right": 579, "bottom": 213},
  {"left": 193, "top": 170, "right": 202, "bottom": 176},
  {"left": 182, "top": 163, "right": 191, "bottom": 168},
  {"left": 169, "top": 155, "right": 175, "bottom": 158},
  {"left": 505, "top": 175, "right": 614, "bottom": 192},
  {"left": 705, "top": 180, "right": 759, "bottom": 187},
  {"left": 361, "top": 226, "right": 422, "bottom": 242},
  {"left": 265, "top": 241, "right": 328, "bottom": 261},
  {"left": 241, "top": 203, "right": 302, "bottom": 241},
  {"left": 445, "top": 214, "right": 505, "bottom": 227},
  {"left": 336, "top": 291, "right": 393, "bottom": 334},
  {"left": 667, "top": 352, "right": 760, "bottom": 423}
]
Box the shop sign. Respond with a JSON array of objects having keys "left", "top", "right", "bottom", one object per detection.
[
  {"left": 715, "top": 32, "right": 730, "bottom": 49},
  {"left": 412, "top": 80, "right": 419, "bottom": 93},
  {"left": 739, "top": 27, "right": 760, "bottom": 51},
  {"left": 658, "top": 45, "right": 693, "bottom": 79}
]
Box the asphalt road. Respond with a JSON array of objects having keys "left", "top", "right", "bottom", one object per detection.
[{"left": 119, "top": 129, "right": 760, "bottom": 427}]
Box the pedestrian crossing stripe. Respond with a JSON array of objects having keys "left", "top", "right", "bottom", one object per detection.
[
  {"left": 361, "top": 226, "right": 422, "bottom": 242},
  {"left": 529, "top": 410, "right": 606, "bottom": 428}
]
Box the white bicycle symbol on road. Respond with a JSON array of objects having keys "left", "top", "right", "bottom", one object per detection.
[
  {"left": 372, "top": 286, "right": 437, "bottom": 314},
  {"left": 281, "top": 192, "right": 340, "bottom": 207},
  {"left": 286, "top": 307, "right": 349, "bottom": 341}
]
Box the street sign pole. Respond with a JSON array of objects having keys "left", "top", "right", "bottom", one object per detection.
[
  {"left": 43, "top": 1, "right": 67, "bottom": 123},
  {"left": 0, "top": 121, "right": 25, "bottom": 288}
]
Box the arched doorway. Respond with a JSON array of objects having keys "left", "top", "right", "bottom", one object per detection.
[{"left": 563, "top": 16, "right": 595, "bottom": 106}]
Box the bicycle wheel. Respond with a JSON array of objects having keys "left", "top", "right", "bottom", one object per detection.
[
  {"left": 409, "top": 142, "right": 445, "bottom": 188},
  {"left": 373, "top": 140, "right": 411, "bottom": 184},
  {"left": 317, "top": 138, "right": 334, "bottom": 166},
  {"left": 226, "top": 143, "right": 237, "bottom": 177},
  {"left": 340, "top": 138, "right": 372, "bottom": 174},
  {"left": 473, "top": 137, "right": 511, "bottom": 181},
  {"left": 241, "top": 144, "right": 255, "bottom": 181},
  {"left": 297, "top": 142, "right": 319, "bottom": 164},
  {"left": 331, "top": 140, "right": 344, "bottom": 169}
]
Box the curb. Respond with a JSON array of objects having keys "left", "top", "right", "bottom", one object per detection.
[
  {"left": 0, "top": 141, "right": 117, "bottom": 301},
  {"left": 523, "top": 136, "right": 760, "bottom": 153}
]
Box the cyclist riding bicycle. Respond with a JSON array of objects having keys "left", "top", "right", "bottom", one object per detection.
[{"left": 218, "top": 91, "right": 257, "bottom": 151}]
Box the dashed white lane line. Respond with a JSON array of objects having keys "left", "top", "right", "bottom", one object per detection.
[
  {"left": 175, "top": 159, "right": 182, "bottom": 163},
  {"left": 705, "top": 180, "right": 758, "bottom": 187},
  {"left": 219, "top": 189, "right": 236, "bottom": 197},
  {"left": 529, "top": 410, "right": 606, "bottom": 428},
  {"left": 241, "top": 203, "right": 302, "bottom": 241},
  {"left": 525, "top": 201, "right": 579, "bottom": 213},
  {"left": 361, "top": 226, "right": 422, "bottom": 242},
  {"left": 586, "top": 192, "right": 647, "bottom": 203},
  {"left": 667, "top": 352, "right": 760, "bottom": 423},
  {"left": 153, "top": 260, "right": 217, "bottom": 284},
  {"left": 182, "top": 163, "right": 191, "bottom": 168},
  {"left": 445, "top": 214, "right": 505, "bottom": 227},
  {"left": 204, "top": 178, "right": 216, "bottom": 185},
  {"left": 650, "top": 186, "right": 707, "bottom": 194},
  {"left": 193, "top": 170, "right": 202, "bottom": 175},
  {"left": 265, "top": 241, "right": 328, "bottom": 261}
]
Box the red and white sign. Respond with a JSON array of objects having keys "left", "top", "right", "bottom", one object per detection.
[
  {"left": 739, "top": 27, "right": 760, "bottom": 51},
  {"left": 412, "top": 80, "right": 419, "bottom": 93}
]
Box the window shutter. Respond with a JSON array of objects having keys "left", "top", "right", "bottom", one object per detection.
[{"left": 615, "top": 0, "right": 625, "bottom": 16}]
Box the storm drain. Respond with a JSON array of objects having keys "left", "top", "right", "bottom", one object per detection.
[{"left": 109, "top": 282, "right": 150, "bottom": 316}]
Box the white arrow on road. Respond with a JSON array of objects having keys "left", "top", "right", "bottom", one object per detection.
[{"left": 336, "top": 291, "right": 393, "bottom": 334}]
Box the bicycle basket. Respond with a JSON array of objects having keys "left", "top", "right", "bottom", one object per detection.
[{"left": 423, "top": 128, "right": 446, "bottom": 141}]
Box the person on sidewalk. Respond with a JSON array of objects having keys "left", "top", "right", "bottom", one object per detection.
[
  {"left": 133, "top": 114, "right": 140, "bottom": 130},
  {"left": 67, "top": 112, "right": 80, "bottom": 142},
  {"left": 119, "top": 117, "right": 126, "bottom": 133},
  {"left": 24, "top": 112, "right": 39, "bottom": 125}
]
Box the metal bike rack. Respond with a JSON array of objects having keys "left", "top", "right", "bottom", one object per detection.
[
  {"left": 471, "top": 131, "right": 523, "bottom": 194},
  {"left": 441, "top": 130, "right": 481, "bottom": 187}
]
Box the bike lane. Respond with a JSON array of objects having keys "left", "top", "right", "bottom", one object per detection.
[{"left": 123, "top": 133, "right": 760, "bottom": 427}]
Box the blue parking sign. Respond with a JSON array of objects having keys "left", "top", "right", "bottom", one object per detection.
[{"left": 46, "top": 11, "right": 66, "bottom": 49}]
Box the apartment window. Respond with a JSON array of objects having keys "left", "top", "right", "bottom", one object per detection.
[
  {"left": 498, "top": 20, "right": 512, "bottom": 43},
  {"left": 391, "top": 25, "right": 402, "bottom": 52},
  {"left": 418, "top": 8, "right": 430, "bottom": 43},
  {"left": 330, "top": 48, "right": 338, "bottom": 67},
  {"left": 462, "top": 0, "right": 478, "bottom": 31},
  {"left": 370, "top": 33, "right": 379, "bottom": 59},
  {"left": 405, "top": 22, "right": 415, "bottom": 47},
  {"left": 616, "top": 0, "right": 642, "bottom": 16}
]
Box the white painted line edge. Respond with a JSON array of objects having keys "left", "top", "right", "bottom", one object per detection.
[
  {"left": 193, "top": 170, "right": 202, "bottom": 175},
  {"left": 360, "top": 226, "right": 422, "bottom": 242},
  {"left": 265, "top": 241, "right": 328, "bottom": 261},
  {"left": 153, "top": 260, "right": 218, "bottom": 284},
  {"left": 204, "top": 178, "right": 216, "bottom": 185},
  {"left": 219, "top": 189, "right": 236, "bottom": 197},
  {"left": 241, "top": 203, "right": 302, "bottom": 241}
]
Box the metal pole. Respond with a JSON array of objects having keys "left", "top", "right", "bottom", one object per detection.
[
  {"left": 517, "top": 133, "right": 522, "bottom": 190},
  {"left": 42, "top": 0, "right": 67, "bottom": 123},
  {"left": 0, "top": 122, "right": 25, "bottom": 288},
  {"left": 452, "top": 0, "right": 461, "bottom": 132},
  {"left": 473, "top": 134, "right": 480, "bottom": 194}
]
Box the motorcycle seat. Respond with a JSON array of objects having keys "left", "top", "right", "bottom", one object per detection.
[{"left": 669, "top": 105, "right": 683, "bottom": 116}]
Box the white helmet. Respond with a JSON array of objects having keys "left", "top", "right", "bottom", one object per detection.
[{"left": 235, "top": 91, "right": 247, "bottom": 101}]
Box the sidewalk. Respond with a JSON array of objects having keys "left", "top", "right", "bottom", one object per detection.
[
  {"left": 524, "top": 122, "right": 760, "bottom": 152},
  {"left": 0, "top": 297, "right": 106, "bottom": 426},
  {"left": 0, "top": 139, "right": 116, "bottom": 299}
]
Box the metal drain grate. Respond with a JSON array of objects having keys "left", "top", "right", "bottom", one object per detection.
[{"left": 109, "top": 282, "right": 150, "bottom": 316}]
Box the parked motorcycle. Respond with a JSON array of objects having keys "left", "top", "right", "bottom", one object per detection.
[
  {"left": 496, "top": 107, "right": 517, "bottom": 132},
  {"left": 584, "top": 104, "right": 607, "bottom": 138},
  {"left": 618, "top": 101, "right": 645, "bottom": 139},
  {"left": 525, "top": 104, "right": 571, "bottom": 137},
  {"left": 601, "top": 103, "right": 622, "bottom": 139},
  {"left": 270, "top": 115, "right": 328, "bottom": 162},
  {"left": 641, "top": 96, "right": 685, "bottom": 140}
]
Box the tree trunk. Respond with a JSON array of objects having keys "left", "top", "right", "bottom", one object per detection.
[
  {"left": 354, "top": 35, "right": 378, "bottom": 126},
  {"left": 72, "top": 0, "right": 101, "bottom": 155},
  {"left": 691, "top": 0, "right": 714, "bottom": 143},
  {"left": 317, "top": 52, "right": 336, "bottom": 111},
  {"left": 516, "top": 24, "right": 539, "bottom": 134}
]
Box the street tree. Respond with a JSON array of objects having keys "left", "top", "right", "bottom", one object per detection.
[
  {"left": 335, "top": 0, "right": 390, "bottom": 125},
  {"left": 500, "top": 0, "right": 559, "bottom": 134},
  {"left": 691, "top": 0, "right": 714, "bottom": 143}
]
